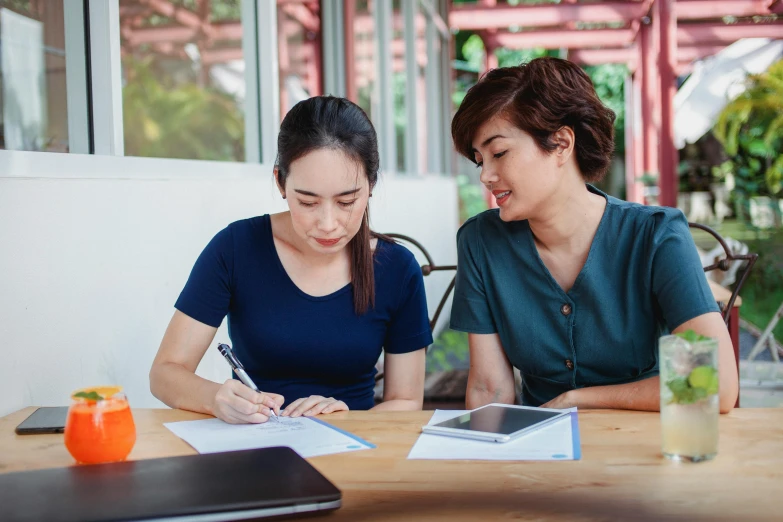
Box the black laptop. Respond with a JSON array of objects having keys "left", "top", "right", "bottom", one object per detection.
[{"left": 0, "top": 447, "right": 341, "bottom": 522}]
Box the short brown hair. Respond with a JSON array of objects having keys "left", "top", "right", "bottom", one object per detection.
[{"left": 451, "top": 57, "right": 616, "bottom": 182}]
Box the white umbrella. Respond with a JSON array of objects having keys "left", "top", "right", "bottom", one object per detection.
[{"left": 674, "top": 38, "right": 783, "bottom": 149}]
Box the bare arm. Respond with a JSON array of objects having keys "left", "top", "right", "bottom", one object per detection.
[
  {"left": 544, "top": 312, "right": 738, "bottom": 413},
  {"left": 150, "top": 310, "right": 282, "bottom": 422},
  {"left": 465, "top": 333, "right": 516, "bottom": 409},
  {"left": 372, "top": 348, "right": 426, "bottom": 411}
]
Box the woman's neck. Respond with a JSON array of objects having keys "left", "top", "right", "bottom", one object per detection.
[{"left": 527, "top": 181, "right": 606, "bottom": 253}]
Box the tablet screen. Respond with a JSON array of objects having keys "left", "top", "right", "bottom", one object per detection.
[{"left": 434, "top": 406, "right": 564, "bottom": 435}]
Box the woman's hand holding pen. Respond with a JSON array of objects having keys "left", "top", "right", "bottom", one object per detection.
[
  {"left": 212, "top": 379, "right": 285, "bottom": 424},
  {"left": 281, "top": 395, "right": 349, "bottom": 418}
]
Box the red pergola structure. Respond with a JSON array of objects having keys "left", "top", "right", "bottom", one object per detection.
[
  {"left": 118, "top": 0, "right": 324, "bottom": 121},
  {"left": 449, "top": 0, "right": 783, "bottom": 206}
]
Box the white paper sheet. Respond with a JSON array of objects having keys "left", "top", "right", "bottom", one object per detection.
[
  {"left": 407, "top": 408, "right": 581, "bottom": 461},
  {"left": 165, "top": 416, "right": 375, "bottom": 458}
]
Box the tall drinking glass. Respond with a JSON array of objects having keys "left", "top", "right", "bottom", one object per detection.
[{"left": 659, "top": 332, "right": 719, "bottom": 462}]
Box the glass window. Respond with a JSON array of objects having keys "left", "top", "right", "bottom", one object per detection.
[
  {"left": 120, "top": 0, "right": 247, "bottom": 162},
  {"left": 414, "top": 4, "right": 428, "bottom": 174},
  {"left": 0, "top": 1, "right": 71, "bottom": 152},
  {"left": 347, "top": 0, "right": 376, "bottom": 122},
  {"left": 392, "top": 0, "right": 406, "bottom": 172},
  {"left": 277, "top": 0, "right": 322, "bottom": 120}
]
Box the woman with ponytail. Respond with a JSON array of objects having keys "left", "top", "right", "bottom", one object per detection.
[{"left": 150, "top": 96, "right": 431, "bottom": 423}]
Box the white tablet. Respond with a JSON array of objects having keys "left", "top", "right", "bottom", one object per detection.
[{"left": 421, "top": 403, "right": 570, "bottom": 443}]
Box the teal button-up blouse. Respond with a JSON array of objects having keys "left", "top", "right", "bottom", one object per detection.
[{"left": 450, "top": 185, "right": 719, "bottom": 406}]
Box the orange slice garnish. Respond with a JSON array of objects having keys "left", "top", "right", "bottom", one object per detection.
[{"left": 71, "top": 386, "right": 123, "bottom": 401}]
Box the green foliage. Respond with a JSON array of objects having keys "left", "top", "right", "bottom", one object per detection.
[
  {"left": 392, "top": 73, "right": 407, "bottom": 171},
  {"left": 462, "top": 34, "right": 486, "bottom": 71},
  {"left": 675, "top": 330, "right": 712, "bottom": 343},
  {"left": 427, "top": 330, "right": 470, "bottom": 373},
  {"left": 0, "top": 0, "right": 31, "bottom": 14},
  {"left": 738, "top": 227, "right": 783, "bottom": 342},
  {"left": 457, "top": 174, "right": 488, "bottom": 221},
  {"left": 714, "top": 60, "right": 783, "bottom": 196},
  {"left": 122, "top": 57, "right": 245, "bottom": 162},
  {"left": 495, "top": 48, "right": 555, "bottom": 68},
  {"left": 584, "top": 64, "right": 627, "bottom": 154}
]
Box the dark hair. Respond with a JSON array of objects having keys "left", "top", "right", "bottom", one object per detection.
[
  {"left": 276, "top": 95, "right": 384, "bottom": 315},
  {"left": 451, "top": 57, "right": 616, "bottom": 182}
]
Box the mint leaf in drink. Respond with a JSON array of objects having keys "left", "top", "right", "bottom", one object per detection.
[
  {"left": 674, "top": 330, "right": 712, "bottom": 343},
  {"left": 666, "top": 366, "right": 718, "bottom": 404},
  {"left": 667, "top": 377, "right": 690, "bottom": 397},
  {"left": 73, "top": 391, "right": 103, "bottom": 401}
]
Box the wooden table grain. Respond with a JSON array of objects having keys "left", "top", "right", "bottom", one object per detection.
[{"left": 2, "top": 407, "right": 781, "bottom": 521}]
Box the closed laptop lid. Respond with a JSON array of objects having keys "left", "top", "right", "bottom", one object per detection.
[{"left": 0, "top": 446, "right": 341, "bottom": 522}]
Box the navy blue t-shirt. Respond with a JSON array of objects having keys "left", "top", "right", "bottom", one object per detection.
[{"left": 175, "top": 215, "right": 432, "bottom": 410}]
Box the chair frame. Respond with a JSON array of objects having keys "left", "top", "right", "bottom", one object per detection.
[
  {"left": 688, "top": 222, "right": 758, "bottom": 325},
  {"left": 385, "top": 234, "right": 457, "bottom": 332}
]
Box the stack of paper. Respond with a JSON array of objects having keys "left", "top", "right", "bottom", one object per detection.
[
  {"left": 407, "top": 408, "right": 581, "bottom": 461},
  {"left": 165, "top": 416, "right": 375, "bottom": 458}
]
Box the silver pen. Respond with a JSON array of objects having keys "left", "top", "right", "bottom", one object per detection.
[{"left": 217, "top": 343, "right": 278, "bottom": 419}]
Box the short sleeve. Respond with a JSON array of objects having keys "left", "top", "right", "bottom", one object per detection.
[
  {"left": 651, "top": 211, "right": 720, "bottom": 329},
  {"left": 174, "top": 226, "right": 234, "bottom": 328},
  {"left": 450, "top": 218, "right": 497, "bottom": 334},
  {"left": 383, "top": 252, "right": 433, "bottom": 354}
]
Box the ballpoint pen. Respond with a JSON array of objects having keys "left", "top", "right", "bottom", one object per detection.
[{"left": 217, "top": 343, "right": 278, "bottom": 419}]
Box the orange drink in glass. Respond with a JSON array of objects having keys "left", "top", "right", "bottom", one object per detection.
[{"left": 64, "top": 386, "right": 136, "bottom": 464}]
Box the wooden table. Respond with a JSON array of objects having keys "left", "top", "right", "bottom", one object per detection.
[{"left": 2, "top": 407, "right": 782, "bottom": 521}]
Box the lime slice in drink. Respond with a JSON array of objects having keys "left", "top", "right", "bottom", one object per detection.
[{"left": 688, "top": 366, "right": 718, "bottom": 394}]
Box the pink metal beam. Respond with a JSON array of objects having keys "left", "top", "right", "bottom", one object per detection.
[
  {"left": 659, "top": 0, "right": 678, "bottom": 208},
  {"left": 494, "top": 27, "right": 636, "bottom": 50},
  {"left": 640, "top": 19, "right": 659, "bottom": 191},
  {"left": 569, "top": 47, "right": 637, "bottom": 66},
  {"left": 678, "top": 21, "right": 783, "bottom": 44},
  {"left": 625, "top": 74, "right": 638, "bottom": 203},
  {"left": 676, "top": 0, "right": 778, "bottom": 19},
  {"left": 123, "top": 22, "right": 242, "bottom": 46},
  {"left": 631, "top": 73, "right": 645, "bottom": 204},
  {"left": 280, "top": 3, "right": 320, "bottom": 33},
  {"left": 344, "top": 0, "right": 357, "bottom": 104},
  {"left": 568, "top": 43, "right": 727, "bottom": 66},
  {"left": 490, "top": 21, "right": 781, "bottom": 51},
  {"left": 201, "top": 47, "right": 243, "bottom": 65},
  {"left": 449, "top": 1, "right": 653, "bottom": 31},
  {"left": 448, "top": 0, "right": 777, "bottom": 31},
  {"left": 124, "top": 25, "right": 196, "bottom": 45}
]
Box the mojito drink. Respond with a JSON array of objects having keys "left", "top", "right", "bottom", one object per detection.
[{"left": 659, "top": 332, "right": 719, "bottom": 462}]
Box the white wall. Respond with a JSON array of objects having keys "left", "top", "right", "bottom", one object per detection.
[{"left": 0, "top": 151, "right": 458, "bottom": 416}]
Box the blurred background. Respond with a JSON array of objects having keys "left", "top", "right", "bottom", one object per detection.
[{"left": 0, "top": 0, "right": 781, "bottom": 413}]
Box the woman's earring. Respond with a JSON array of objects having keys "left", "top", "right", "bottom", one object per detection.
[{"left": 369, "top": 193, "right": 373, "bottom": 198}]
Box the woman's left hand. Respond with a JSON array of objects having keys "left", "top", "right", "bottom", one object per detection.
[
  {"left": 540, "top": 391, "right": 576, "bottom": 410},
  {"left": 281, "top": 395, "right": 349, "bottom": 417}
]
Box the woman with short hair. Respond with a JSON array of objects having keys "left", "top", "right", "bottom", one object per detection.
[{"left": 450, "top": 57, "right": 737, "bottom": 412}]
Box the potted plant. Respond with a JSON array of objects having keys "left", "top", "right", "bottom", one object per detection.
[
  {"left": 714, "top": 59, "right": 783, "bottom": 228},
  {"left": 637, "top": 171, "right": 659, "bottom": 206}
]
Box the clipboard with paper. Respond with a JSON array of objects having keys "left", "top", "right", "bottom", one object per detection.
[
  {"left": 408, "top": 407, "right": 581, "bottom": 461},
  {"left": 165, "top": 415, "right": 375, "bottom": 458}
]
